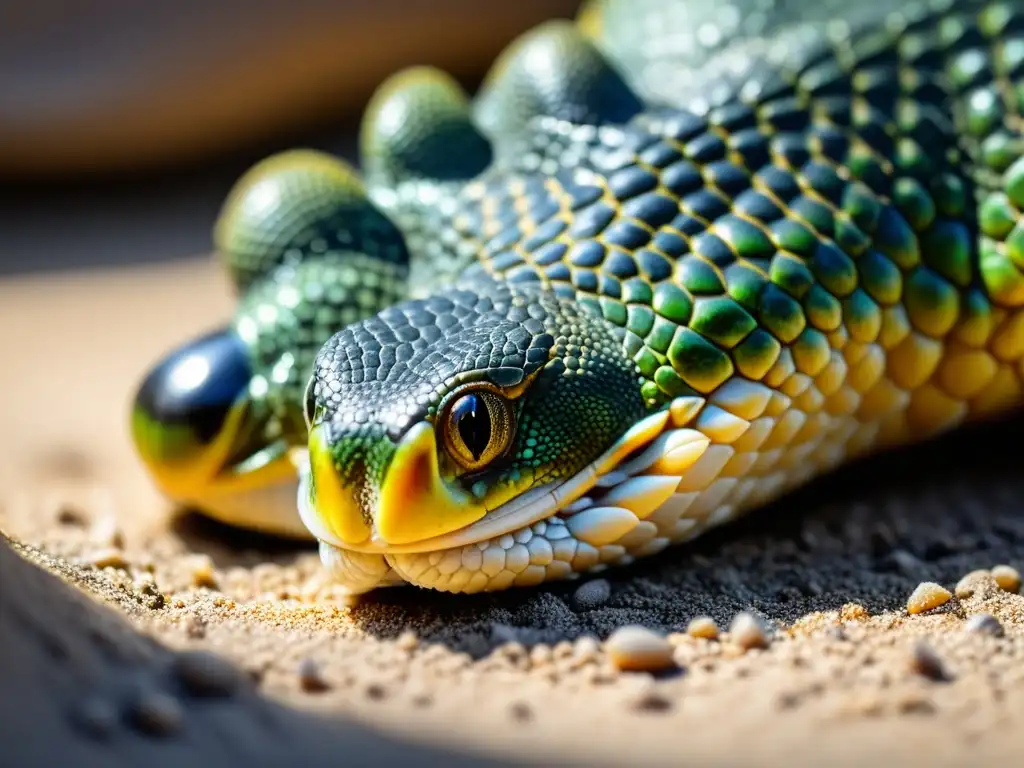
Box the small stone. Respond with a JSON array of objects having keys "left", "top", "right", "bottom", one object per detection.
[
  {"left": 991, "top": 564, "right": 1021, "bottom": 593},
  {"left": 89, "top": 514, "right": 125, "bottom": 549},
  {"left": 573, "top": 578, "right": 612, "bottom": 609},
  {"left": 897, "top": 694, "right": 936, "bottom": 715},
  {"left": 364, "top": 683, "right": 387, "bottom": 701},
  {"left": 529, "top": 644, "right": 553, "bottom": 667},
  {"left": 572, "top": 635, "right": 601, "bottom": 663},
  {"left": 497, "top": 640, "right": 527, "bottom": 662},
  {"left": 171, "top": 651, "right": 242, "bottom": 698},
  {"left": 188, "top": 556, "right": 218, "bottom": 589},
  {"left": 619, "top": 674, "right": 674, "bottom": 712},
  {"left": 129, "top": 690, "right": 183, "bottom": 736},
  {"left": 140, "top": 581, "right": 166, "bottom": 610},
  {"left": 777, "top": 691, "right": 801, "bottom": 709},
  {"left": 686, "top": 616, "right": 720, "bottom": 640},
  {"left": 906, "top": 582, "right": 952, "bottom": 614},
  {"left": 396, "top": 631, "right": 419, "bottom": 651},
  {"left": 629, "top": 688, "right": 674, "bottom": 713},
  {"left": 955, "top": 570, "right": 988, "bottom": 598},
  {"left": 298, "top": 658, "right": 330, "bottom": 693},
  {"left": 955, "top": 569, "right": 998, "bottom": 599},
  {"left": 553, "top": 640, "right": 574, "bottom": 659},
  {"left": 509, "top": 701, "right": 533, "bottom": 722},
  {"left": 86, "top": 548, "right": 129, "bottom": 570},
  {"left": 843, "top": 692, "right": 884, "bottom": 717},
  {"left": 729, "top": 612, "right": 770, "bottom": 650},
  {"left": 909, "top": 641, "right": 948, "bottom": 681},
  {"left": 964, "top": 613, "right": 1004, "bottom": 638},
  {"left": 411, "top": 691, "right": 433, "bottom": 708},
  {"left": 56, "top": 504, "right": 88, "bottom": 527},
  {"left": 605, "top": 626, "right": 677, "bottom": 672}
]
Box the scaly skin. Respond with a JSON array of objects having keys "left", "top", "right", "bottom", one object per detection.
[{"left": 132, "top": 0, "right": 1024, "bottom": 594}]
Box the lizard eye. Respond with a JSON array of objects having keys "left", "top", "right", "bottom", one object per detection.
[
  {"left": 441, "top": 390, "right": 515, "bottom": 471},
  {"left": 303, "top": 377, "right": 318, "bottom": 430}
]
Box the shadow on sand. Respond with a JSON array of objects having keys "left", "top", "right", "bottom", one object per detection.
[{"left": 0, "top": 535, "right": 510, "bottom": 768}]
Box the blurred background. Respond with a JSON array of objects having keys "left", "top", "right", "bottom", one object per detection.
[
  {"left": 0, "top": 0, "right": 580, "bottom": 518},
  {"left": 0, "top": 0, "right": 582, "bottom": 275}
]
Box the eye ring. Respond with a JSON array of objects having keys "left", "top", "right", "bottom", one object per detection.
[{"left": 440, "top": 387, "right": 516, "bottom": 472}]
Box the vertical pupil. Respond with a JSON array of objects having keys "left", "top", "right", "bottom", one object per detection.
[
  {"left": 304, "top": 380, "right": 317, "bottom": 427},
  {"left": 455, "top": 394, "right": 491, "bottom": 461}
]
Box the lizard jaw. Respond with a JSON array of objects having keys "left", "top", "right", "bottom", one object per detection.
[{"left": 295, "top": 396, "right": 723, "bottom": 594}]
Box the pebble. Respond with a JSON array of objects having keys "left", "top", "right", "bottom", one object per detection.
[
  {"left": 620, "top": 674, "right": 674, "bottom": 712},
  {"left": 89, "top": 514, "right": 125, "bottom": 549},
  {"left": 364, "top": 682, "right": 387, "bottom": 701},
  {"left": 553, "top": 640, "right": 574, "bottom": 660},
  {"left": 496, "top": 640, "right": 527, "bottom": 662},
  {"left": 509, "top": 701, "right": 533, "bottom": 722},
  {"left": 188, "top": 555, "right": 218, "bottom": 589},
  {"left": 171, "top": 651, "right": 242, "bottom": 698},
  {"left": 396, "top": 631, "right": 419, "bottom": 652},
  {"left": 56, "top": 504, "right": 88, "bottom": 527},
  {"left": 298, "top": 658, "right": 331, "bottom": 693},
  {"left": 529, "top": 644, "right": 553, "bottom": 667},
  {"left": 686, "top": 616, "right": 720, "bottom": 640},
  {"left": 630, "top": 689, "right": 674, "bottom": 713},
  {"left": 906, "top": 582, "right": 952, "bottom": 614},
  {"left": 573, "top": 578, "right": 612, "bottom": 609},
  {"left": 573, "top": 635, "right": 601, "bottom": 663},
  {"left": 729, "top": 612, "right": 770, "bottom": 650},
  {"left": 605, "top": 626, "right": 676, "bottom": 672},
  {"left": 909, "top": 641, "right": 948, "bottom": 682},
  {"left": 86, "top": 548, "right": 130, "bottom": 570},
  {"left": 991, "top": 564, "right": 1021, "bottom": 594},
  {"left": 964, "top": 613, "right": 1004, "bottom": 638},
  {"left": 955, "top": 570, "right": 991, "bottom": 599},
  {"left": 140, "top": 580, "right": 166, "bottom": 610},
  {"left": 410, "top": 690, "right": 433, "bottom": 708},
  {"left": 129, "top": 690, "right": 184, "bottom": 736}
]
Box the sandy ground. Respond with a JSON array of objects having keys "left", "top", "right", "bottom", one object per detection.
[{"left": 2, "top": 258, "right": 1024, "bottom": 767}]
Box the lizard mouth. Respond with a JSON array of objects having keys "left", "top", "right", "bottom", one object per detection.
[{"left": 292, "top": 396, "right": 715, "bottom": 594}]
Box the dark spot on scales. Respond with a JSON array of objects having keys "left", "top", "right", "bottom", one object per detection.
[{"left": 490, "top": 367, "right": 525, "bottom": 387}]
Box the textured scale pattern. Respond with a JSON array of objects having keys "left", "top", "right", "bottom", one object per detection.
[{"left": 133, "top": 0, "right": 1024, "bottom": 593}]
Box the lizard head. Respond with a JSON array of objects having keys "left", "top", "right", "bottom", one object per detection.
[{"left": 295, "top": 276, "right": 693, "bottom": 593}]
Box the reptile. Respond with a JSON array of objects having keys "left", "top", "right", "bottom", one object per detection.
[{"left": 131, "top": 0, "right": 1024, "bottom": 595}]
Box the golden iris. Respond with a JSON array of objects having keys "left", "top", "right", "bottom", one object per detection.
[{"left": 440, "top": 388, "right": 515, "bottom": 471}]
